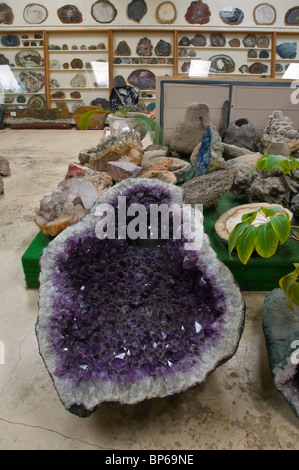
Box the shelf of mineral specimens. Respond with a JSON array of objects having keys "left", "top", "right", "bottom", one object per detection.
[
  {"left": 47, "top": 32, "right": 110, "bottom": 112},
  {"left": 0, "top": 32, "right": 46, "bottom": 109},
  {"left": 112, "top": 31, "right": 174, "bottom": 110},
  {"left": 177, "top": 31, "right": 272, "bottom": 78}
]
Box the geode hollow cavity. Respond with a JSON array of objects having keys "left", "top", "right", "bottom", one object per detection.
[{"left": 36, "top": 178, "right": 245, "bottom": 417}]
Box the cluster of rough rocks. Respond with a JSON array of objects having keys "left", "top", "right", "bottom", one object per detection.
[
  {"left": 34, "top": 129, "right": 193, "bottom": 236},
  {"left": 0, "top": 156, "right": 10, "bottom": 194},
  {"left": 34, "top": 103, "right": 299, "bottom": 236},
  {"left": 169, "top": 103, "right": 299, "bottom": 217}
]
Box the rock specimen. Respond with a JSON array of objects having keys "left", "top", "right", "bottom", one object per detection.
[
  {"left": 156, "top": 2, "right": 177, "bottom": 24},
  {"left": 91, "top": 0, "right": 117, "bottom": 23},
  {"left": 155, "top": 39, "right": 171, "bottom": 56},
  {"left": 36, "top": 178, "right": 245, "bottom": 416},
  {"left": 34, "top": 170, "right": 112, "bottom": 237},
  {"left": 0, "top": 175, "right": 3, "bottom": 194},
  {"left": 256, "top": 36, "right": 270, "bottom": 48},
  {"left": 182, "top": 170, "right": 234, "bottom": 208},
  {"left": 191, "top": 33, "right": 206, "bottom": 46},
  {"left": 23, "top": 4, "right": 48, "bottom": 24},
  {"left": 229, "top": 38, "right": 240, "bottom": 48},
  {"left": 263, "top": 289, "right": 299, "bottom": 419},
  {"left": 285, "top": 7, "right": 299, "bottom": 25},
  {"left": 136, "top": 37, "right": 153, "bottom": 56},
  {"left": 261, "top": 111, "right": 299, "bottom": 147},
  {"left": 185, "top": 0, "right": 211, "bottom": 25},
  {"left": 223, "top": 118, "right": 257, "bottom": 152},
  {"left": 0, "top": 53, "right": 9, "bottom": 65},
  {"left": 253, "top": 3, "right": 276, "bottom": 25},
  {"left": 17, "top": 71, "right": 45, "bottom": 93},
  {"left": 142, "top": 148, "right": 192, "bottom": 183},
  {"left": 248, "top": 62, "right": 268, "bottom": 74},
  {"left": 70, "top": 73, "right": 86, "bottom": 88},
  {"left": 88, "top": 130, "right": 144, "bottom": 172},
  {"left": 115, "top": 41, "right": 131, "bottom": 56},
  {"left": 276, "top": 42, "right": 297, "bottom": 59},
  {"left": 127, "top": 0, "right": 147, "bottom": 23},
  {"left": 1, "top": 34, "right": 20, "bottom": 47},
  {"left": 192, "top": 125, "right": 226, "bottom": 177},
  {"left": 107, "top": 161, "right": 142, "bottom": 182},
  {"left": 210, "top": 33, "right": 226, "bottom": 47},
  {"left": 209, "top": 55, "right": 235, "bottom": 73},
  {"left": 70, "top": 58, "right": 83, "bottom": 69},
  {"left": 219, "top": 7, "right": 244, "bottom": 25},
  {"left": 0, "top": 3, "right": 14, "bottom": 24},
  {"left": 127, "top": 69, "right": 156, "bottom": 90},
  {"left": 15, "top": 50, "right": 44, "bottom": 67},
  {"left": 0, "top": 155, "right": 10, "bottom": 176},
  {"left": 243, "top": 34, "right": 257, "bottom": 48},
  {"left": 57, "top": 5, "right": 83, "bottom": 23},
  {"left": 170, "top": 102, "right": 210, "bottom": 156}
]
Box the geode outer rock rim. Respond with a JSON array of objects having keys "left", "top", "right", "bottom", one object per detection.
[{"left": 36, "top": 178, "right": 245, "bottom": 416}]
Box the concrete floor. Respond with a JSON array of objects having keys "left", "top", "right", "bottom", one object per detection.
[{"left": 0, "top": 127, "right": 298, "bottom": 450}]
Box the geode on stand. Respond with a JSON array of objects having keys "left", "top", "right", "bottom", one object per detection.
[{"left": 36, "top": 178, "right": 245, "bottom": 417}]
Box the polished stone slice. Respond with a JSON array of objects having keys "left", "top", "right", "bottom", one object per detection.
[
  {"left": 191, "top": 33, "right": 206, "bottom": 46},
  {"left": 179, "top": 36, "right": 191, "bottom": 47},
  {"left": 91, "top": 0, "right": 117, "bottom": 23},
  {"left": 1, "top": 34, "right": 20, "bottom": 47},
  {"left": 285, "top": 6, "right": 299, "bottom": 25},
  {"left": 276, "top": 42, "right": 297, "bottom": 60},
  {"left": 0, "top": 2, "right": 14, "bottom": 24},
  {"left": 57, "top": 4, "right": 83, "bottom": 23},
  {"left": 115, "top": 40, "right": 131, "bottom": 56},
  {"left": 247, "top": 49, "right": 257, "bottom": 58},
  {"left": 210, "top": 33, "right": 226, "bottom": 47},
  {"left": 70, "top": 73, "right": 86, "bottom": 87},
  {"left": 248, "top": 62, "right": 268, "bottom": 74},
  {"left": 70, "top": 91, "right": 81, "bottom": 99},
  {"left": 23, "top": 3, "right": 48, "bottom": 24},
  {"left": 70, "top": 58, "right": 84, "bottom": 69},
  {"left": 259, "top": 50, "right": 269, "bottom": 59},
  {"left": 127, "top": 69, "right": 156, "bottom": 90},
  {"left": 15, "top": 50, "right": 44, "bottom": 67},
  {"left": 136, "top": 37, "right": 153, "bottom": 56},
  {"left": 18, "top": 71, "right": 44, "bottom": 93},
  {"left": 228, "top": 38, "right": 240, "bottom": 48},
  {"left": 185, "top": 0, "right": 211, "bottom": 24},
  {"left": 28, "top": 94, "right": 45, "bottom": 108},
  {"left": 51, "top": 91, "right": 66, "bottom": 99},
  {"left": 219, "top": 7, "right": 244, "bottom": 25},
  {"left": 209, "top": 55, "right": 235, "bottom": 73},
  {"left": 0, "top": 53, "right": 9, "bottom": 65},
  {"left": 242, "top": 34, "right": 257, "bottom": 48},
  {"left": 256, "top": 35, "right": 270, "bottom": 48},
  {"left": 156, "top": 2, "right": 176, "bottom": 24},
  {"left": 127, "top": 0, "right": 147, "bottom": 23},
  {"left": 253, "top": 3, "right": 276, "bottom": 25},
  {"left": 155, "top": 39, "right": 171, "bottom": 56}
]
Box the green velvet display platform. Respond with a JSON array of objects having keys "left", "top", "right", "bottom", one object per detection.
[{"left": 21, "top": 191, "right": 299, "bottom": 291}]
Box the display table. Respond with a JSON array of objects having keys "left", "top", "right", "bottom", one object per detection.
[{"left": 21, "top": 191, "right": 299, "bottom": 291}]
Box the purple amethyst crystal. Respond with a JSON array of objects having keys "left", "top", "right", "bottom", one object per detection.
[{"left": 36, "top": 178, "right": 245, "bottom": 417}]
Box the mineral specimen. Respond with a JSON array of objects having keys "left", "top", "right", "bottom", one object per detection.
[
  {"left": 0, "top": 155, "right": 10, "bottom": 176},
  {"left": 210, "top": 33, "right": 226, "bottom": 47},
  {"left": 23, "top": 4, "right": 48, "bottom": 24},
  {"left": 285, "top": 7, "right": 299, "bottom": 25},
  {"left": 34, "top": 170, "right": 112, "bottom": 237},
  {"left": 36, "top": 178, "right": 245, "bottom": 416},
  {"left": 263, "top": 289, "right": 299, "bottom": 419},
  {"left": 209, "top": 55, "right": 235, "bottom": 74},
  {"left": 127, "top": 0, "right": 147, "bottom": 23},
  {"left": 248, "top": 62, "right": 268, "bottom": 74},
  {"left": 17, "top": 71, "right": 44, "bottom": 93},
  {"left": 185, "top": 0, "right": 211, "bottom": 25},
  {"left": 1, "top": 34, "right": 20, "bottom": 47},
  {"left": 191, "top": 125, "right": 225, "bottom": 174},
  {"left": 223, "top": 118, "right": 257, "bottom": 152},
  {"left": 170, "top": 102, "right": 210, "bottom": 155},
  {"left": 219, "top": 7, "right": 244, "bottom": 25},
  {"left": 136, "top": 37, "right": 153, "bottom": 56},
  {"left": 88, "top": 130, "right": 144, "bottom": 172},
  {"left": 57, "top": 5, "right": 83, "bottom": 23},
  {"left": 91, "top": 0, "right": 117, "bottom": 23},
  {"left": 115, "top": 40, "right": 131, "bottom": 56},
  {"left": 15, "top": 50, "right": 44, "bottom": 67},
  {"left": 182, "top": 170, "right": 234, "bottom": 208},
  {"left": 0, "top": 3, "right": 14, "bottom": 24},
  {"left": 127, "top": 69, "right": 156, "bottom": 90},
  {"left": 191, "top": 33, "right": 206, "bottom": 46},
  {"left": 276, "top": 42, "right": 297, "bottom": 60},
  {"left": 261, "top": 110, "right": 299, "bottom": 146},
  {"left": 253, "top": 3, "right": 276, "bottom": 25},
  {"left": 155, "top": 39, "right": 171, "bottom": 56},
  {"left": 107, "top": 161, "right": 142, "bottom": 182},
  {"left": 243, "top": 34, "right": 257, "bottom": 48},
  {"left": 156, "top": 2, "right": 177, "bottom": 24}
]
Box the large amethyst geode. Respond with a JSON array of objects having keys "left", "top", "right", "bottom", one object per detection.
[{"left": 36, "top": 178, "right": 245, "bottom": 417}]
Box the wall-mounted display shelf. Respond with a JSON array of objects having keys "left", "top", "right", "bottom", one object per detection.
[
  {"left": 0, "top": 29, "right": 298, "bottom": 119},
  {"left": 0, "top": 31, "right": 46, "bottom": 109}
]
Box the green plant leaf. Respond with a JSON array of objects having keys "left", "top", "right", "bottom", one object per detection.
[
  {"left": 78, "top": 109, "right": 109, "bottom": 130},
  {"left": 228, "top": 221, "right": 249, "bottom": 258},
  {"left": 236, "top": 225, "right": 256, "bottom": 265},
  {"left": 241, "top": 210, "right": 258, "bottom": 224},
  {"left": 269, "top": 213, "right": 291, "bottom": 244},
  {"left": 255, "top": 153, "right": 299, "bottom": 175},
  {"left": 254, "top": 223, "right": 279, "bottom": 258},
  {"left": 131, "top": 113, "right": 163, "bottom": 145},
  {"left": 260, "top": 206, "right": 285, "bottom": 218},
  {"left": 279, "top": 264, "right": 299, "bottom": 310}
]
